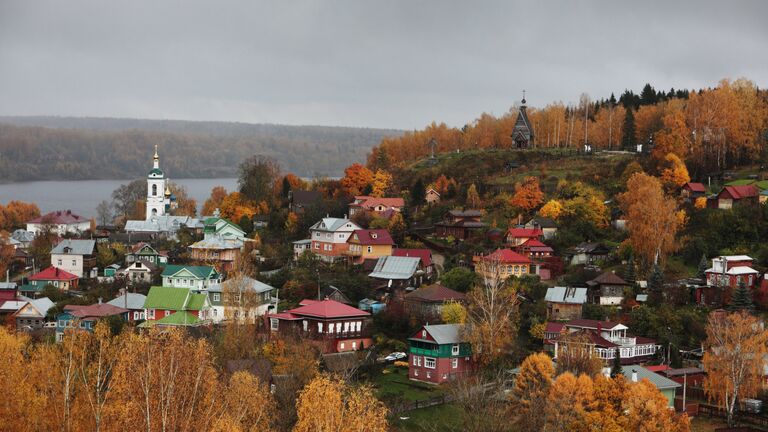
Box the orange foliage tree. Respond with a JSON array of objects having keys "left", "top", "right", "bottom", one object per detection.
[
  {"left": 618, "top": 172, "right": 681, "bottom": 268},
  {"left": 202, "top": 186, "right": 228, "bottom": 215},
  {"left": 340, "top": 163, "right": 374, "bottom": 196},
  {"left": 510, "top": 176, "right": 544, "bottom": 212},
  {"left": 0, "top": 200, "right": 40, "bottom": 231},
  {"left": 659, "top": 153, "right": 691, "bottom": 190},
  {"left": 370, "top": 169, "right": 393, "bottom": 197}
]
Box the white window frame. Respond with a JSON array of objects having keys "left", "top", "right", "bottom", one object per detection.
[
  {"left": 270, "top": 318, "right": 279, "bottom": 331},
  {"left": 424, "top": 357, "right": 436, "bottom": 369},
  {"left": 452, "top": 344, "right": 459, "bottom": 355},
  {"left": 452, "top": 358, "right": 458, "bottom": 369}
]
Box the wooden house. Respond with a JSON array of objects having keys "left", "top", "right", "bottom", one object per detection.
[{"left": 408, "top": 324, "right": 473, "bottom": 384}]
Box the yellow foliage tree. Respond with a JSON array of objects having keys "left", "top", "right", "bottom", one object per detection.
[
  {"left": 293, "top": 375, "right": 388, "bottom": 432},
  {"left": 543, "top": 373, "right": 594, "bottom": 431},
  {"left": 510, "top": 176, "right": 544, "bottom": 212},
  {"left": 694, "top": 196, "right": 707, "bottom": 209},
  {"left": 370, "top": 169, "right": 393, "bottom": 197},
  {"left": 512, "top": 352, "right": 554, "bottom": 432},
  {"left": 622, "top": 379, "right": 690, "bottom": 432},
  {"left": 703, "top": 311, "right": 768, "bottom": 427},
  {"left": 441, "top": 301, "right": 467, "bottom": 324},
  {"left": 538, "top": 199, "right": 563, "bottom": 220}
]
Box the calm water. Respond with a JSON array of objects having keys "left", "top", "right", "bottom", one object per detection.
[{"left": 0, "top": 178, "right": 238, "bottom": 218}]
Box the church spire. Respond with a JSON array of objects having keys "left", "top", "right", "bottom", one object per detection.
[
  {"left": 521, "top": 89, "right": 527, "bottom": 106},
  {"left": 153, "top": 145, "right": 159, "bottom": 169}
]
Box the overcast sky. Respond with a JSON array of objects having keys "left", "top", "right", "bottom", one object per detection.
[{"left": 0, "top": 1, "right": 766, "bottom": 130}]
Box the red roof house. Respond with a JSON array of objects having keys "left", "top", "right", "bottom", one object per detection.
[
  {"left": 717, "top": 185, "right": 759, "bottom": 209},
  {"left": 349, "top": 196, "right": 405, "bottom": 217},
  {"left": 506, "top": 227, "right": 544, "bottom": 246},
  {"left": 392, "top": 248, "right": 435, "bottom": 278},
  {"left": 475, "top": 248, "right": 532, "bottom": 281},
  {"left": 29, "top": 266, "right": 79, "bottom": 291},
  {"left": 267, "top": 299, "right": 372, "bottom": 353},
  {"left": 681, "top": 182, "right": 706, "bottom": 197},
  {"left": 515, "top": 238, "right": 554, "bottom": 259},
  {"left": 544, "top": 319, "right": 659, "bottom": 364},
  {"left": 404, "top": 283, "right": 467, "bottom": 320},
  {"left": 345, "top": 229, "right": 395, "bottom": 264}
]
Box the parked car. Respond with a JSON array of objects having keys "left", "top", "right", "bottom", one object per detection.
[{"left": 384, "top": 352, "right": 407, "bottom": 362}]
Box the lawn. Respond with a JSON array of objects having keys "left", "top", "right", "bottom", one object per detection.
[
  {"left": 689, "top": 416, "right": 730, "bottom": 431},
  {"left": 371, "top": 365, "right": 444, "bottom": 404},
  {"left": 390, "top": 403, "right": 464, "bottom": 432}
]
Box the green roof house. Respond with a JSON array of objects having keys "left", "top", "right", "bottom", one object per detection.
[
  {"left": 141, "top": 286, "right": 212, "bottom": 327},
  {"left": 161, "top": 265, "right": 221, "bottom": 290}
]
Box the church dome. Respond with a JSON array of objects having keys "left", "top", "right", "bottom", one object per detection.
[{"left": 148, "top": 168, "right": 165, "bottom": 178}]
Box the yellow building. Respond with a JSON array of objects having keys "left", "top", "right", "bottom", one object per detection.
[
  {"left": 474, "top": 248, "right": 532, "bottom": 284},
  {"left": 345, "top": 229, "right": 395, "bottom": 265}
]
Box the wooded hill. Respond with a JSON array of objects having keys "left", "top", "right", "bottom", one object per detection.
[{"left": 0, "top": 116, "right": 402, "bottom": 181}]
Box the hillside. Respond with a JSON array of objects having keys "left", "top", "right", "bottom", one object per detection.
[{"left": 0, "top": 116, "right": 402, "bottom": 181}]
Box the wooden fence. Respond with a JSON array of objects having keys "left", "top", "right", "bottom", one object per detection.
[
  {"left": 391, "top": 395, "right": 453, "bottom": 415},
  {"left": 698, "top": 403, "right": 768, "bottom": 429}
]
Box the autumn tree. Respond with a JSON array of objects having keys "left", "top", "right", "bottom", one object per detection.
[
  {"left": 220, "top": 192, "right": 258, "bottom": 222},
  {"left": 202, "top": 186, "right": 228, "bottom": 215},
  {"left": 554, "top": 332, "right": 603, "bottom": 377},
  {"left": 238, "top": 155, "right": 281, "bottom": 205},
  {"left": 0, "top": 233, "right": 14, "bottom": 277},
  {"left": 512, "top": 353, "right": 554, "bottom": 432},
  {"left": 653, "top": 102, "right": 691, "bottom": 159},
  {"left": 538, "top": 199, "right": 563, "bottom": 220},
  {"left": 659, "top": 153, "right": 690, "bottom": 190},
  {"left": 618, "top": 172, "right": 681, "bottom": 268},
  {"left": 703, "top": 311, "right": 768, "bottom": 427},
  {"left": 0, "top": 200, "right": 41, "bottom": 230},
  {"left": 262, "top": 338, "right": 320, "bottom": 430},
  {"left": 450, "top": 373, "right": 509, "bottom": 432},
  {"left": 441, "top": 301, "right": 467, "bottom": 324},
  {"left": 622, "top": 379, "right": 690, "bottom": 432},
  {"left": 465, "top": 183, "right": 481, "bottom": 207},
  {"left": 215, "top": 371, "right": 276, "bottom": 431},
  {"left": 111, "top": 179, "right": 146, "bottom": 222},
  {"left": 510, "top": 176, "right": 544, "bottom": 212},
  {"left": 543, "top": 373, "right": 594, "bottom": 432},
  {"left": 465, "top": 264, "right": 519, "bottom": 367},
  {"left": 370, "top": 169, "right": 393, "bottom": 197},
  {"left": 340, "top": 163, "right": 374, "bottom": 196},
  {"left": 293, "top": 375, "right": 388, "bottom": 432}
]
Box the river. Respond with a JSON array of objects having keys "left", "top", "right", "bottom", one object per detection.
[{"left": 0, "top": 178, "right": 238, "bottom": 218}]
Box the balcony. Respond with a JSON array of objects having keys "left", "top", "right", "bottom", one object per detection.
[{"left": 607, "top": 336, "right": 636, "bottom": 346}]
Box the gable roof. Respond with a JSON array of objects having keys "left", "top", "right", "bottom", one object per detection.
[
  {"left": 545, "top": 286, "right": 588, "bottom": 304},
  {"left": 28, "top": 210, "right": 87, "bottom": 225},
  {"left": 161, "top": 265, "right": 219, "bottom": 279},
  {"left": 309, "top": 217, "right": 360, "bottom": 233},
  {"left": 448, "top": 209, "right": 482, "bottom": 218},
  {"left": 14, "top": 297, "right": 54, "bottom": 318},
  {"left": 285, "top": 299, "right": 369, "bottom": 319},
  {"left": 507, "top": 227, "right": 543, "bottom": 238},
  {"left": 526, "top": 216, "right": 558, "bottom": 229},
  {"left": 483, "top": 249, "right": 531, "bottom": 264},
  {"left": 620, "top": 365, "right": 681, "bottom": 390},
  {"left": 520, "top": 238, "right": 552, "bottom": 249},
  {"left": 144, "top": 286, "right": 208, "bottom": 311},
  {"left": 566, "top": 319, "right": 627, "bottom": 331},
  {"left": 220, "top": 276, "right": 275, "bottom": 294},
  {"left": 348, "top": 229, "right": 395, "bottom": 246},
  {"left": 405, "top": 284, "right": 466, "bottom": 303},
  {"left": 64, "top": 303, "right": 128, "bottom": 319},
  {"left": 352, "top": 196, "right": 405, "bottom": 210},
  {"left": 409, "top": 324, "right": 465, "bottom": 345},
  {"left": 51, "top": 239, "right": 96, "bottom": 255},
  {"left": 368, "top": 256, "right": 420, "bottom": 280},
  {"left": 107, "top": 293, "right": 147, "bottom": 310},
  {"left": 392, "top": 248, "right": 433, "bottom": 268},
  {"left": 587, "top": 271, "right": 630, "bottom": 286},
  {"left": 683, "top": 182, "right": 706, "bottom": 193},
  {"left": 720, "top": 185, "right": 759, "bottom": 200},
  {"left": 30, "top": 266, "right": 78, "bottom": 281}
]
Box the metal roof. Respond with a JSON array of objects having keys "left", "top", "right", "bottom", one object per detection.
[
  {"left": 368, "top": 256, "right": 420, "bottom": 280},
  {"left": 409, "top": 324, "right": 465, "bottom": 345},
  {"left": 51, "top": 239, "right": 96, "bottom": 255},
  {"left": 621, "top": 365, "right": 681, "bottom": 390},
  {"left": 545, "top": 287, "right": 587, "bottom": 304},
  {"left": 107, "top": 293, "right": 147, "bottom": 310}
]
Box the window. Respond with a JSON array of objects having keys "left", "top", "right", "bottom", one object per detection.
[
  {"left": 314, "top": 242, "right": 320, "bottom": 250},
  {"left": 367, "top": 246, "right": 373, "bottom": 253},
  {"left": 352, "top": 341, "right": 357, "bottom": 349},
  {"left": 356, "top": 321, "right": 362, "bottom": 332},
  {"left": 414, "top": 370, "right": 419, "bottom": 377},
  {"left": 424, "top": 357, "right": 436, "bottom": 369},
  {"left": 58, "top": 259, "right": 62, "bottom": 266},
  {"left": 165, "top": 310, "right": 171, "bottom": 317},
  {"left": 422, "top": 330, "right": 427, "bottom": 338},
  {"left": 318, "top": 322, "right": 323, "bottom": 333},
  {"left": 426, "top": 371, "right": 431, "bottom": 379},
  {"left": 58, "top": 319, "right": 65, "bottom": 327},
  {"left": 152, "top": 184, "right": 157, "bottom": 196},
  {"left": 415, "top": 356, "right": 421, "bottom": 366},
  {"left": 72, "top": 259, "right": 76, "bottom": 266},
  {"left": 270, "top": 318, "right": 279, "bottom": 331},
  {"left": 326, "top": 233, "right": 331, "bottom": 239},
  {"left": 340, "top": 342, "right": 345, "bottom": 350},
  {"left": 213, "top": 293, "right": 220, "bottom": 302},
  {"left": 328, "top": 323, "right": 334, "bottom": 333},
  {"left": 412, "top": 356, "right": 418, "bottom": 366},
  {"left": 514, "top": 265, "right": 520, "bottom": 273},
  {"left": 303, "top": 320, "right": 308, "bottom": 331},
  {"left": 452, "top": 344, "right": 459, "bottom": 355},
  {"left": 343, "top": 321, "right": 350, "bottom": 332},
  {"left": 452, "top": 358, "right": 458, "bottom": 369},
  {"left": 148, "top": 309, "right": 155, "bottom": 319}
]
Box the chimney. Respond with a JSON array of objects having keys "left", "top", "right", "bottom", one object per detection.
[
  {"left": 631, "top": 369, "right": 638, "bottom": 382},
  {"left": 98, "top": 297, "right": 102, "bottom": 304}
]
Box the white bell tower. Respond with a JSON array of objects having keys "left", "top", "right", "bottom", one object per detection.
[{"left": 146, "top": 145, "right": 167, "bottom": 219}]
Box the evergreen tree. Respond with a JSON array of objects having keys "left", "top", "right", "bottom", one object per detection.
[
  {"left": 611, "top": 348, "right": 623, "bottom": 378},
  {"left": 410, "top": 178, "right": 425, "bottom": 205},
  {"left": 238, "top": 214, "right": 253, "bottom": 234},
  {"left": 728, "top": 279, "right": 755, "bottom": 312},
  {"left": 648, "top": 264, "right": 664, "bottom": 305},
  {"left": 640, "top": 83, "right": 657, "bottom": 105},
  {"left": 622, "top": 109, "right": 636, "bottom": 149},
  {"left": 624, "top": 254, "right": 636, "bottom": 283},
  {"left": 697, "top": 254, "right": 709, "bottom": 281}
]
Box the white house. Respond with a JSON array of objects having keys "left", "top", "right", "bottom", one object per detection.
[
  {"left": 161, "top": 265, "right": 221, "bottom": 290},
  {"left": 50, "top": 239, "right": 96, "bottom": 278},
  {"left": 308, "top": 217, "right": 361, "bottom": 263},
  {"left": 26, "top": 210, "right": 90, "bottom": 236}
]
